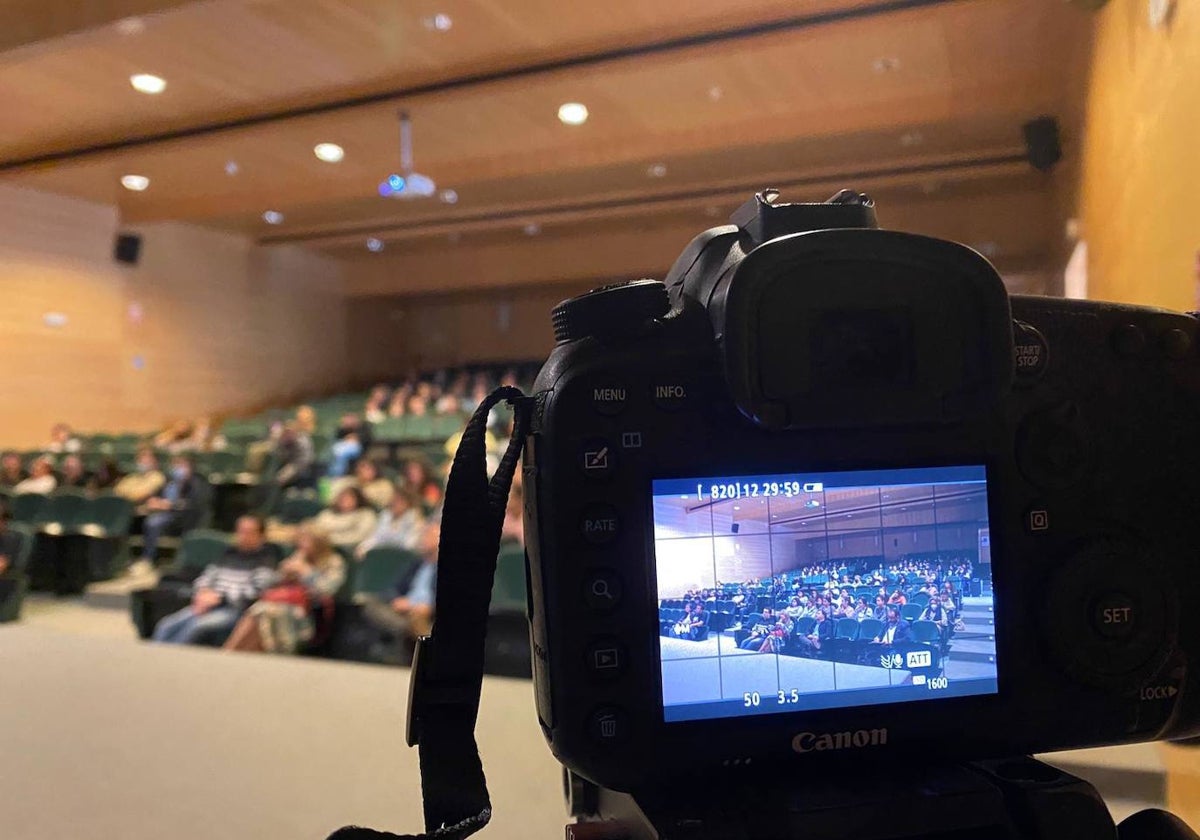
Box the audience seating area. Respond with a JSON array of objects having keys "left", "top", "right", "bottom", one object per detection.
[{"left": 0, "top": 362, "right": 537, "bottom": 676}]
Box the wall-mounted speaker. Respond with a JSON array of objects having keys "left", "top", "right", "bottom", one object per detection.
[
  {"left": 1023, "top": 117, "right": 1063, "bottom": 173},
  {"left": 114, "top": 233, "right": 142, "bottom": 265}
]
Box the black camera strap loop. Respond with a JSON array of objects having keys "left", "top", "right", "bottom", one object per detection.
[{"left": 327, "top": 387, "right": 530, "bottom": 840}]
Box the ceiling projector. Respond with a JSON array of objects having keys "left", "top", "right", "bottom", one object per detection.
[{"left": 379, "top": 111, "right": 435, "bottom": 200}]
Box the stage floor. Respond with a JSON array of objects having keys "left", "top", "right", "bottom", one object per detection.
[{"left": 0, "top": 598, "right": 1178, "bottom": 838}]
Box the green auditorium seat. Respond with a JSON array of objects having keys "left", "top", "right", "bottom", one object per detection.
[
  {"left": 858, "top": 619, "right": 883, "bottom": 642},
  {"left": 36, "top": 488, "right": 89, "bottom": 535},
  {"left": 432, "top": 414, "right": 463, "bottom": 438},
  {"left": 277, "top": 495, "right": 324, "bottom": 524},
  {"left": 160, "top": 529, "right": 230, "bottom": 583},
  {"left": 207, "top": 450, "right": 249, "bottom": 483},
  {"left": 10, "top": 493, "right": 48, "bottom": 525},
  {"left": 0, "top": 523, "right": 34, "bottom": 622},
  {"left": 354, "top": 546, "right": 420, "bottom": 600},
  {"left": 909, "top": 591, "right": 931, "bottom": 607},
  {"left": 407, "top": 416, "right": 435, "bottom": 441},
  {"left": 491, "top": 543, "right": 527, "bottom": 613},
  {"left": 901, "top": 604, "right": 924, "bottom": 623},
  {"left": 909, "top": 620, "right": 942, "bottom": 644},
  {"left": 371, "top": 417, "right": 409, "bottom": 443},
  {"left": 77, "top": 494, "right": 136, "bottom": 579}
]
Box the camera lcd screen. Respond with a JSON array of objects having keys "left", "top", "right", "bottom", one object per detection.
[{"left": 652, "top": 465, "right": 999, "bottom": 723}]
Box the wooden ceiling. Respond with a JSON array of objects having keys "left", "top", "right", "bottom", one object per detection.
[{"left": 0, "top": 0, "right": 1096, "bottom": 296}]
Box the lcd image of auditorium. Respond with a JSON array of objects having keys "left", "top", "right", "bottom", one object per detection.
[
  {"left": 653, "top": 468, "right": 998, "bottom": 722},
  {"left": 2, "top": 1, "right": 1198, "bottom": 837}
]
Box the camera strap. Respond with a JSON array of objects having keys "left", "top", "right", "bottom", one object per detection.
[{"left": 327, "top": 386, "right": 530, "bottom": 840}]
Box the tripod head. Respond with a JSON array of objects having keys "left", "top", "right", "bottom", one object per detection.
[{"left": 563, "top": 757, "right": 1198, "bottom": 840}]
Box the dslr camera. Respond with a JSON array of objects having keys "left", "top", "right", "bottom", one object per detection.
[{"left": 523, "top": 189, "right": 1200, "bottom": 795}]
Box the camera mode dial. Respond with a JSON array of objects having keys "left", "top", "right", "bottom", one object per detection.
[{"left": 552, "top": 280, "right": 670, "bottom": 343}]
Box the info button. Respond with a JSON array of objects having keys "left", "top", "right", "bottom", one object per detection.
[
  {"left": 1092, "top": 592, "right": 1138, "bottom": 640},
  {"left": 580, "top": 505, "right": 620, "bottom": 546}
]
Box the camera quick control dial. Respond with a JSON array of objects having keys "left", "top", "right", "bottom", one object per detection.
[{"left": 552, "top": 280, "right": 671, "bottom": 343}]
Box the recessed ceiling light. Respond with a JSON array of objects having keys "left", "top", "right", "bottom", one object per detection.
[
  {"left": 646, "top": 163, "right": 667, "bottom": 178},
  {"left": 423, "top": 13, "right": 452, "bottom": 31},
  {"left": 523, "top": 222, "right": 542, "bottom": 236},
  {"left": 313, "top": 143, "right": 344, "bottom": 163},
  {"left": 262, "top": 210, "right": 284, "bottom": 225},
  {"left": 366, "top": 237, "right": 384, "bottom": 253},
  {"left": 439, "top": 189, "right": 459, "bottom": 204},
  {"left": 130, "top": 73, "right": 166, "bottom": 94},
  {"left": 115, "top": 17, "right": 146, "bottom": 36},
  {"left": 899, "top": 131, "right": 924, "bottom": 147},
  {"left": 872, "top": 56, "right": 901, "bottom": 73},
  {"left": 120, "top": 174, "right": 150, "bottom": 191},
  {"left": 224, "top": 160, "right": 240, "bottom": 176},
  {"left": 708, "top": 85, "right": 724, "bottom": 102},
  {"left": 557, "top": 102, "right": 589, "bottom": 126}
]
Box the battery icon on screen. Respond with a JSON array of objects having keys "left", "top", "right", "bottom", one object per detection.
[{"left": 803, "top": 482, "right": 824, "bottom": 492}]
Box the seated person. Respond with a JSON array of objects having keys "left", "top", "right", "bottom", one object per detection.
[
  {"left": 871, "top": 595, "right": 889, "bottom": 621},
  {"left": 870, "top": 607, "right": 912, "bottom": 650},
  {"left": 738, "top": 607, "right": 778, "bottom": 650},
  {"left": 58, "top": 454, "right": 90, "bottom": 489},
  {"left": 186, "top": 417, "right": 226, "bottom": 453},
  {"left": 15, "top": 457, "right": 57, "bottom": 495},
  {"left": 113, "top": 448, "right": 166, "bottom": 504},
  {"left": 356, "top": 488, "right": 426, "bottom": 557},
  {"left": 152, "top": 515, "right": 279, "bottom": 645},
  {"left": 310, "top": 487, "right": 378, "bottom": 548},
  {"left": 327, "top": 413, "right": 372, "bottom": 477},
  {"left": 135, "top": 455, "right": 210, "bottom": 569},
  {"left": 919, "top": 594, "right": 952, "bottom": 645},
  {"left": 887, "top": 589, "right": 908, "bottom": 607},
  {"left": 360, "top": 520, "right": 441, "bottom": 658},
  {"left": 792, "top": 610, "right": 833, "bottom": 657},
  {"left": 364, "top": 385, "right": 390, "bottom": 425},
  {"left": 46, "top": 423, "right": 82, "bottom": 454},
  {"left": 0, "top": 452, "right": 26, "bottom": 489},
  {"left": 784, "top": 596, "right": 804, "bottom": 620},
  {"left": 854, "top": 596, "right": 873, "bottom": 620},
  {"left": 401, "top": 458, "right": 443, "bottom": 510},
  {"left": 223, "top": 526, "right": 345, "bottom": 654},
  {"left": 0, "top": 501, "right": 24, "bottom": 608},
  {"left": 672, "top": 603, "right": 708, "bottom": 640},
  {"left": 273, "top": 424, "right": 315, "bottom": 490},
  {"left": 89, "top": 458, "right": 123, "bottom": 491},
  {"left": 154, "top": 419, "right": 194, "bottom": 452},
  {"left": 329, "top": 459, "right": 394, "bottom": 511}
]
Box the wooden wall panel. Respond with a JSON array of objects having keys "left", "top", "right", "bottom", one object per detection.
[
  {"left": 0, "top": 185, "right": 349, "bottom": 448},
  {"left": 1077, "top": 0, "right": 1200, "bottom": 310},
  {"left": 346, "top": 283, "right": 585, "bottom": 382}
]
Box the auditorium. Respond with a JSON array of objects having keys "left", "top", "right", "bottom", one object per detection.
[{"left": 1, "top": 1, "right": 1197, "bottom": 837}]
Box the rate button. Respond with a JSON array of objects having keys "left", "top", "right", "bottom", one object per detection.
[{"left": 580, "top": 504, "right": 620, "bottom": 546}]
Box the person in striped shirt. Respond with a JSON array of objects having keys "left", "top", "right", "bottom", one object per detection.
[{"left": 152, "top": 515, "right": 280, "bottom": 645}]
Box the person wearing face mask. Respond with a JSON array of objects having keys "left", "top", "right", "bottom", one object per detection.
[
  {"left": 113, "top": 448, "right": 166, "bottom": 505},
  {"left": 133, "top": 454, "right": 211, "bottom": 572}
]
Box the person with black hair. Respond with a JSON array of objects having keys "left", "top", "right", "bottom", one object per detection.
[
  {"left": 135, "top": 454, "right": 211, "bottom": 570},
  {"left": 0, "top": 452, "right": 26, "bottom": 489},
  {"left": 312, "top": 486, "right": 377, "bottom": 548},
  {"left": 871, "top": 606, "right": 912, "bottom": 650},
  {"left": 151, "top": 515, "right": 279, "bottom": 645}
]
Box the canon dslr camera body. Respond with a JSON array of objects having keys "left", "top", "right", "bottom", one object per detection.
[{"left": 523, "top": 190, "right": 1200, "bottom": 791}]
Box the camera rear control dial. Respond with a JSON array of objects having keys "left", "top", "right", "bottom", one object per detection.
[{"left": 1043, "top": 542, "right": 1175, "bottom": 691}]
